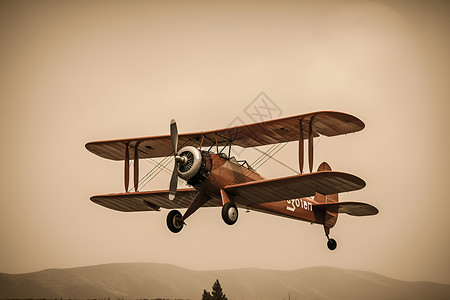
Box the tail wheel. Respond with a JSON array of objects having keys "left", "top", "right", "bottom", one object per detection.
[
  {"left": 327, "top": 238, "right": 337, "bottom": 251},
  {"left": 167, "top": 210, "right": 184, "bottom": 233},
  {"left": 222, "top": 202, "right": 238, "bottom": 225}
]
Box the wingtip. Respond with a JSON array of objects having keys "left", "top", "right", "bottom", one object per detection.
[{"left": 372, "top": 205, "right": 380, "bottom": 215}]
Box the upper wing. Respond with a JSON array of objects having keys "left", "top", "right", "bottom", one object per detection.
[
  {"left": 223, "top": 171, "right": 366, "bottom": 206},
  {"left": 91, "top": 189, "right": 222, "bottom": 212},
  {"left": 313, "top": 202, "right": 378, "bottom": 216},
  {"left": 85, "top": 111, "right": 364, "bottom": 160}
]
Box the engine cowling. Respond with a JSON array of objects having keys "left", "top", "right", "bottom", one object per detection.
[
  {"left": 176, "top": 146, "right": 212, "bottom": 186},
  {"left": 177, "top": 146, "right": 202, "bottom": 180}
]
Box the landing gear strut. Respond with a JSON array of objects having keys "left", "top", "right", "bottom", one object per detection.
[
  {"left": 167, "top": 210, "right": 184, "bottom": 233},
  {"left": 221, "top": 202, "right": 238, "bottom": 225}
]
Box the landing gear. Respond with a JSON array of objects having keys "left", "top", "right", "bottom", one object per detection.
[
  {"left": 324, "top": 226, "right": 337, "bottom": 250},
  {"left": 221, "top": 202, "right": 238, "bottom": 225},
  {"left": 327, "top": 238, "right": 337, "bottom": 251},
  {"left": 167, "top": 210, "right": 184, "bottom": 233}
]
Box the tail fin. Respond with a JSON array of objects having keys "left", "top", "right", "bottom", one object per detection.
[{"left": 314, "top": 162, "right": 338, "bottom": 228}]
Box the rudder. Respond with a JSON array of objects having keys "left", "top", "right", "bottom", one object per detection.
[{"left": 315, "top": 162, "right": 338, "bottom": 228}]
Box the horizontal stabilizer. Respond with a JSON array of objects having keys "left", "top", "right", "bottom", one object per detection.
[{"left": 313, "top": 202, "right": 378, "bottom": 216}]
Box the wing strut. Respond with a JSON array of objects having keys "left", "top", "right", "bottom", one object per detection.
[
  {"left": 308, "top": 116, "right": 315, "bottom": 173},
  {"left": 133, "top": 141, "right": 141, "bottom": 192},
  {"left": 124, "top": 142, "right": 130, "bottom": 192},
  {"left": 299, "top": 120, "right": 304, "bottom": 174}
]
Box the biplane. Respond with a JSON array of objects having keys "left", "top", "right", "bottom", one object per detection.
[{"left": 86, "top": 111, "right": 378, "bottom": 250}]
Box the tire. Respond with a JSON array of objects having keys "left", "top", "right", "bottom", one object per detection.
[
  {"left": 327, "top": 238, "right": 337, "bottom": 251},
  {"left": 222, "top": 202, "right": 238, "bottom": 225},
  {"left": 167, "top": 210, "right": 183, "bottom": 233}
]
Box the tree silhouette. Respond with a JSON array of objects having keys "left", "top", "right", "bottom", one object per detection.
[
  {"left": 212, "top": 279, "right": 227, "bottom": 300},
  {"left": 202, "top": 289, "right": 213, "bottom": 300},
  {"left": 202, "top": 279, "right": 227, "bottom": 300}
]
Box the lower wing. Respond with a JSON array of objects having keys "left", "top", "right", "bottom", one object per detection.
[
  {"left": 223, "top": 171, "right": 366, "bottom": 206},
  {"left": 90, "top": 189, "right": 221, "bottom": 212}
]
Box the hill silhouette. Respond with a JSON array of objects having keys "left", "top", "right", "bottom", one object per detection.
[{"left": 0, "top": 263, "right": 449, "bottom": 299}]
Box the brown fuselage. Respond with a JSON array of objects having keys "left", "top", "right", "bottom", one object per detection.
[{"left": 199, "top": 152, "right": 328, "bottom": 226}]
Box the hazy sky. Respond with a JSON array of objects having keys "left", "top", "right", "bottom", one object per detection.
[{"left": 1, "top": 0, "right": 449, "bottom": 284}]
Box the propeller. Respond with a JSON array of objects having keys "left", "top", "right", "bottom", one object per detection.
[{"left": 169, "top": 119, "right": 188, "bottom": 200}]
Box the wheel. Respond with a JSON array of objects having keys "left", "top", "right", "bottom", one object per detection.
[
  {"left": 222, "top": 202, "right": 238, "bottom": 225},
  {"left": 167, "top": 210, "right": 184, "bottom": 233},
  {"left": 327, "top": 238, "right": 337, "bottom": 251}
]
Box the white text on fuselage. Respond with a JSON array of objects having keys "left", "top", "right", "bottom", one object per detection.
[{"left": 286, "top": 198, "right": 312, "bottom": 212}]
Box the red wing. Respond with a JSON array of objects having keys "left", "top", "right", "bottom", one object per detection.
[
  {"left": 313, "top": 202, "right": 378, "bottom": 216},
  {"left": 85, "top": 111, "right": 364, "bottom": 160},
  {"left": 223, "top": 171, "right": 366, "bottom": 206},
  {"left": 90, "top": 189, "right": 222, "bottom": 212}
]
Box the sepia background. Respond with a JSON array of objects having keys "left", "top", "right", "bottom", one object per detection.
[{"left": 1, "top": 0, "right": 449, "bottom": 285}]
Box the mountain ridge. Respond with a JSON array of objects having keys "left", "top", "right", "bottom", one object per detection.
[{"left": 0, "top": 262, "right": 449, "bottom": 299}]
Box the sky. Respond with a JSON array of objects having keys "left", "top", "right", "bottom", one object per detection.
[{"left": 1, "top": 0, "right": 449, "bottom": 285}]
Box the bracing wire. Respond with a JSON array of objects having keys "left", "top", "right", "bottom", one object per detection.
[
  {"left": 251, "top": 142, "right": 287, "bottom": 170},
  {"left": 130, "top": 139, "right": 195, "bottom": 192},
  {"left": 230, "top": 142, "right": 290, "bottom": 185},
  {"left": 127, "top": 155, "right": 173, "bottom": 193},
  {"left": 140, "top": 157, "right": 173, "bottom": 183},
  {"left": 137, "top": 157, "right": 174, "bottom": 192},
  {"left": 250, "top": 143, "right": 279, "bottom": 169},
  {"left": 252, "top": 142, "right": 289, "bottom": 171},
  {"left": 252, "top": 146, "right": 299, "bottom": 174}
]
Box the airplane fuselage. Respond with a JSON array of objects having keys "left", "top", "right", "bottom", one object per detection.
[{"left": 198, "top": 152, "right": 326, "bottom": 225}]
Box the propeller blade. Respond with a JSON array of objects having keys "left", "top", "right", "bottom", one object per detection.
[
  {"left": 169, "top": 163, "right": 178, "bottom": 200},
  {"left": 170, "top": 119, "right": 178, "bottom": 154}
]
